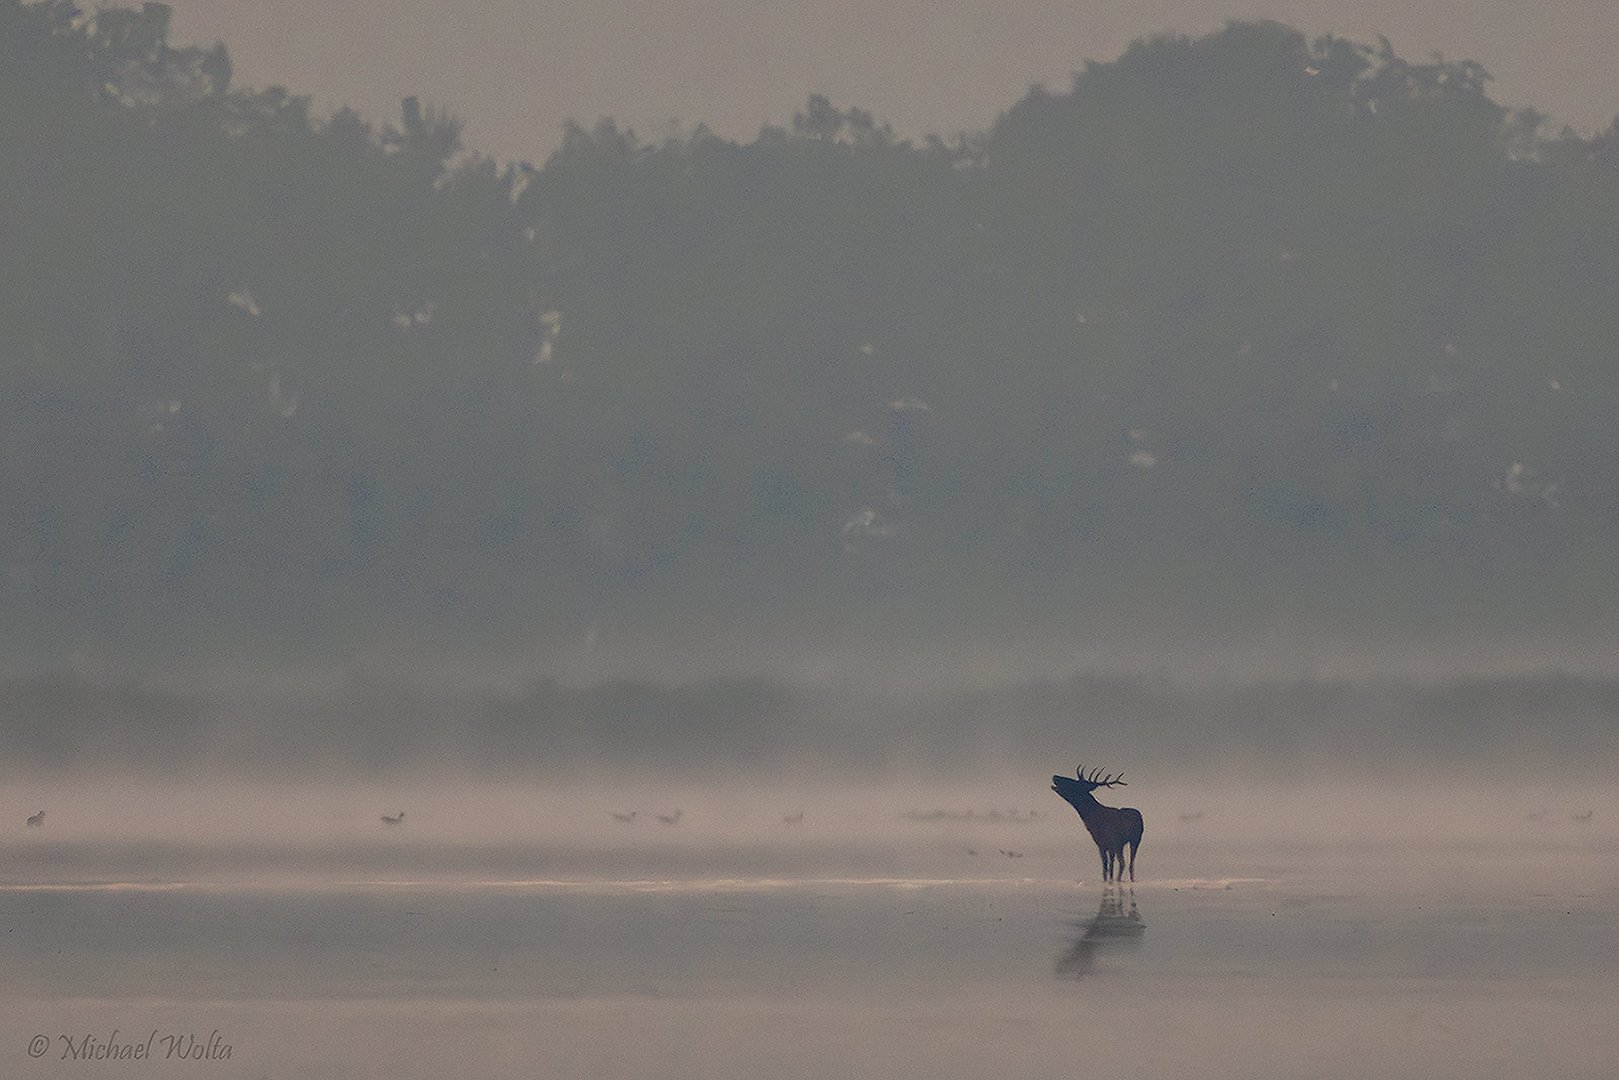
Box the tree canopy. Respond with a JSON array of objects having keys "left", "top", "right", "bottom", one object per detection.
[{"left": 3, "top": 5, "right": 1618, "bottom": 659}]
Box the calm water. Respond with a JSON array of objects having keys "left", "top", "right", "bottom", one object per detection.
[{"left": 2, "top": 837, "right": 1615, "bottom": 1079}]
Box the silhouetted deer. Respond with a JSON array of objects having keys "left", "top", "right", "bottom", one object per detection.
[
  {"left": 381, "top": 812, "right": 404, "bottom": 826},
  {"left": 26, "top": 810, "right": 44, "bottom": 828},
  {"left": 1051, "top": 767, "right": 1145, "bottom": 882}
]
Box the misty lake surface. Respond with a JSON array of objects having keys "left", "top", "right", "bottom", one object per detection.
[{"left": 2, "top": 836, "right": 1615, "bottom": 1079}]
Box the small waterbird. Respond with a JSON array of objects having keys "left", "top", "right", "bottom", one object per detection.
[
  {"left": 381, "top": 812, "right": 405, "bottom": 825},
  {"left": 26, "top": 810, "right": 44, "bottom": 828}
]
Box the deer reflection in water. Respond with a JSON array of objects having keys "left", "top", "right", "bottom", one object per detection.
[{"left": 1055, "top": 888, "right": 1145, "bottom": 980}]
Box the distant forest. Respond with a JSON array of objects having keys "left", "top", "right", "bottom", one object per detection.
[{"left": 4, "top": 2, "right": 1618, "bottom": 657}]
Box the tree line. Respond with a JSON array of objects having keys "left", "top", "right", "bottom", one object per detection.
[{"left": 3, "top": 3, "right": 1617, "bottom": 652}]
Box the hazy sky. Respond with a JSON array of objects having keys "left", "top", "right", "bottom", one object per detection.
[{"left": 166, "top": 0, "right": 1616, "bottom": 161}]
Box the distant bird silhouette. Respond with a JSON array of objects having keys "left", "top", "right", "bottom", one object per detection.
[
  {"left": 782, "top": 812, "right": 803, "bottom": 825},
  {"left": 999, "top": 849, "right": 1025, "bottom": 859},
  {"left": 1178, "top": 811, "right": 1204, "bottom": 823},
  {"left": 381, "top": 812, "right": 405, "bottom": 825},
  {"left": 26, "top": 810, "right": 44, "bottom": 828},
  {"left": 1572, "top": 810, "right": 1594, "bottom": 823},
  {"left": 656, "top": 810, "right": 683, "bottom": 826},
  {"left": 611, "top": 811, "right": 638, "bottom": 823}
]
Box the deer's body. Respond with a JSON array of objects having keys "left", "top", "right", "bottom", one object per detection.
[{"left": 1052, "top": 769, "right": 1144, "bottom": 882}]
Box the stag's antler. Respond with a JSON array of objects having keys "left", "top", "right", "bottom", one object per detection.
[{"left": 1080, "top": 766, "right": 1127, "bottom": 787}]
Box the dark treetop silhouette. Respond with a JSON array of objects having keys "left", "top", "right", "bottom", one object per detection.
[
  {"left": 1051, "top": 767, "right": 1145, "bottom": 882},
  {"left": 7, "top": 7, "right": 1619, "bottom": 666}
]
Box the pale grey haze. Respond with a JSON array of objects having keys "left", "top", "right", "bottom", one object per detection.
[
  {"left": 167, "top": 0, "right": 1619, "bottom": 159},
  {"left": 7, "top": 8, "right": 1619, "bottom": 1078}
]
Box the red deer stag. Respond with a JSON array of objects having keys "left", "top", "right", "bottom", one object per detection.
[{"left": 1051, "top": 767, "right": 1144, "bottom": 882}]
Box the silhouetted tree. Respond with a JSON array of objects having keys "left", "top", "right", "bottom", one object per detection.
[{"left": 3, "top": 6, "right": 1618, "bottom": 653}]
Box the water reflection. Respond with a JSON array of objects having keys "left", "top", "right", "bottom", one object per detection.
[{"left": 1055, "top": 887, "right": 1145, "bottom": 980}]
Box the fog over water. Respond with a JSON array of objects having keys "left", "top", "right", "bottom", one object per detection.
[
  {"left": 4, "top": 686, "right": 1614, "bottom": 1078},
  {"left": 5, "top": 682, "right": 1611, "bottom": 1078},
  {"left": 6, "top": 3, "right": 1619, "bottom": 1076},
  {"left": 4, "top": 822, "right": 1615, "bottom": 1079}
]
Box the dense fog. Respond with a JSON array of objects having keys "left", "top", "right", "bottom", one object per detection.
[
  {"left": 4, "top": 5, "right": 1618, "bottom": 801},
  {"left": 8, "top": 9, "right": 1619, "bottom": 661},
  {"left": 5, "top": 13, "right": 1616, "bottom": 1080},
  {"left": 4, "top": 668, "right": 1618, "bottom": 780}
]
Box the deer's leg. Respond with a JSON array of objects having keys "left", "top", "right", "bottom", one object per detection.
[
  {"left": 1098, "top": 845, "right": 1111, "bottom": 881},
  {"left": 1127, "top": 839, "right": 1137, "bottom": 882}
]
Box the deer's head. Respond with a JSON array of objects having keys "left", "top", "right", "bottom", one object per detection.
[{"left": 1051, "top": 766, "right": 1127, "bottom": 808}]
